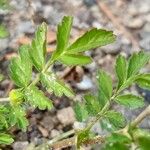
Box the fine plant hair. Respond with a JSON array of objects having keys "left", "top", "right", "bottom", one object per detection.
[{"left": 0, "top": 16, "right": 150, "bottom": 150}]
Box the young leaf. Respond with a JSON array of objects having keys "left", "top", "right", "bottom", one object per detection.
[
  {"left": 8, "top": 106, "right": 28, "bottom": 131},
  {"left": 51, "top": 16, "right": 73, "bottom": 61},
  {"left": 127, "top": 51, "right": 150, "bottom": 78},
  {"left": 115, "top": 55, "right": 127, "bottom": 89},
  {"left": 9, "top": 89, "right": 24, "bottom": 106},
  {"left": 84, "top": 94, "right": 101, "bottom": 116},
  {"left": 135, "top": 74, "right": 150, "bottom": 90},
  {"left": 0, "top": 24, "right": 9, "bottom": 38},
  {"left": 59, "top": 54, "right": 92, "bottom": 66},
  {"left": 29, "top": 22, "right": 47, "bottom": 71},
  {"left": 67, "top": 28, "right": 116, "bottom": 53},
  {"left": 97, "top": 70, "right": 113, "bottom": 108},
  {"left": 9, "top": 45, "right": 32, "bottom": 87},
  {"left": 24, "top": 85, "right": 53, "bottom": 110},
  {"left": 105, "top": 111, "right": 125, "bottom": 128},
  {"left": 115, "top": 94, "right": 144, "bottom": 109},
  {"left": 74, "top": 102, "right": 88, "bottom": 122},
  {"left": 40, "top": 72, "right": 74, "bottom": 97},
  {"left": 0, "top": 133, "right": 14, "bottom": 145}
]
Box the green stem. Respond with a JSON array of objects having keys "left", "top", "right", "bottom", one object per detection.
[{"left": 85, "top": 91, "right": 120, "bottom": 131}]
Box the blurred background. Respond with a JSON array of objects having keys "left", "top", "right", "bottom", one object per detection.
[{"left": 0, "top": 0, "right": 150, "bottom": 149}]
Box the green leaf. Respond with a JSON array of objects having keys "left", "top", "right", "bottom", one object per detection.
[
  {"left": 84, "top": 94, "right": 101, "bottom": 116},
  {"left": 115, "top": 55, "right": 127, "bottom": 89},
  {"left": 115, "top": 94, "right": 144, "bottom": 109},
  {"left": 0, "top": 133, "right": 14, "bottom": 145},
  {"left": 74, "top": 102, "right": 88, "bottom": 122},
  {"left": 107, "top": 133, "right": 131, "bottom": 144},
  {"left": 138, "top": 137, "right": 150, "bottom": 150},
  {"left": 40, "top": 72, "right": 74, "bottom": 97},
  {"left": 0, "top": 114, "right": 8, "bottom": 130},
  {"left": 29, "top": 22, "right": 47, "bottom": 71},
  {"left": 8, "top": 106, "right": 28, "bottom": 131},
  {"left": 97, "top": 70, "right": 113, "bottom": 108},
  {"left": 24, "top": 85, "right": 53, "bottom": 110},
  {"left": 127, "top": 51, "right": 150, "bottom": 78},
  {"left": 9, "top": 45, "right": 32, "bottom": 87},
  {"left": 135, "top": 74, "right": 150, "bottom": 90},
  {"left": 59, "top": 54, "right": 92, "bottom": 66},
  {"left": 51, "top": 16, "right": 73, "bottom": 61},
  {"left": 105, "top": 111, "right": 125, "bottom": 128},
  {"left": 67, "top": 28, "right": 116, "bottom": 53},
  {"left": 103, "top": 143, "right": 128, "bottom": 150},
  {"left": 0, "top": 24, "right": 9, "bottom": 38}
]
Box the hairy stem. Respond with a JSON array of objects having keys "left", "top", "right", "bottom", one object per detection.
[
  {"left": 48, "top": 129, "right": 75, "bottom": 145},
  {"left": 131, "top": 105, "right": 150, "bottom": 127},
  {"left": 50, "top": 135, "right": 105, "bottom": 149}
]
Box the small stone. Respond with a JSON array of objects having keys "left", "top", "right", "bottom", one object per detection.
[
  {"left": 13, "top": 141, "right": 29, "bottom": 150},
  {"left": 57, "top": 107, "right": 75, "bottom": 126},
  {"left": 76, "top": 75, "right": 94, "bottom": 90},
  {"left": 140, "top": 37, "right": 150, "bottom": 50},
  {"left": 40, "top": 116, "right": 54, "bottom": 131},
  {"left": 37, "top": 125, "right": 49, "bottom": 137},
  {"left": 50, "top": 129, "right": 61, "bottom": 138},
  {"left": 126, "top": 18, "right": 144, "bottom": 29}
]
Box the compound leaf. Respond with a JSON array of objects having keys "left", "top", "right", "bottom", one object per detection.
[
  {"left": 97, "top": 70, "right": 113, "bottom": 108},
  {"left": 24, "top": 85, "right": 53, "bottom": 110},
  {"left": 40, "top": 72, "right": 74, "bottom": 97},
  {"left": 9, "top": 45, "right": 32, "bottom": 87},
  {"left": 29, "top": 23, "right": 47, "bottom": 71},
  {"left": 115, "top": 94, "right": 144, "bottom": 109},
  {"left": 59, "top": 54, "right": 92, "bottom": 66},
  {"left": 67, "top": 28, "right": 116, "bottom": 53}
]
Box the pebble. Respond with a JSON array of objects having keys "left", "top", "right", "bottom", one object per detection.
[
  {"left": 76, "top": 75, "right": 94, "bottom": 90},
  {"left": 126, "top": 18, "right": 144, "bottom": 29},
  {"left": 13, "top": 141, "right": 29, "bottom": 150},
  {"left": 40, "top": 116, "right": 54, "bottom": 131},
  {"left": 50, "top": 129, "right": 61, "bottom": 138},
  {"left": 57, "top": 107, "right": 75, "bottom": 126},
  {"left": 140, "top": 37, "right": 150, "bottom": 51}
]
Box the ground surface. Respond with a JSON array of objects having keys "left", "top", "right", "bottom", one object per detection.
[{"left": 0, "top": 0, "right": 150, "bottom": 149}]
